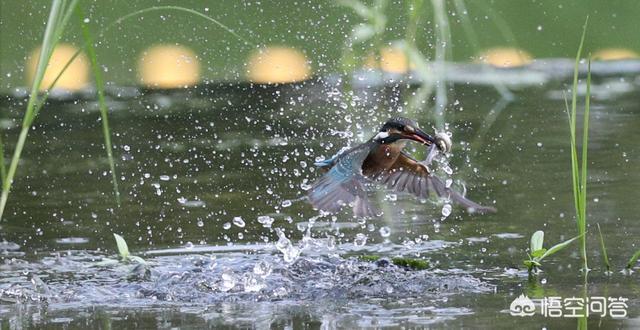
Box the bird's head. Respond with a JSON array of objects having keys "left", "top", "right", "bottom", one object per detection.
[{"left": 372, "top": 117, "right": 436, "bottom": 145}]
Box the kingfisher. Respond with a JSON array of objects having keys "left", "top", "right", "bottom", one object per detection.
[{"left": 308, "top": 117, "right": 496, "bottom": 217}]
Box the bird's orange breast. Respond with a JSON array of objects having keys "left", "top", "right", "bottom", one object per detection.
[{"left": 362, "top": 143, "right": 404, "bottom": 178}]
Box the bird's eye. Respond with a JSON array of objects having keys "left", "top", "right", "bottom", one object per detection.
[{"left": 404, "top": 126, "right": 415, "bottom": 133}]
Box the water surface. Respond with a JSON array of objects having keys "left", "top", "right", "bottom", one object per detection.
[{"left": 1, "top": 61, "right": 639, "bottom": 328}]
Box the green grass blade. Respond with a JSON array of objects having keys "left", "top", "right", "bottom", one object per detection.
[
  {"left": 596, "top": 223, "right": 610, "bottom": 272},
  {"left": 0, "top": 0, "right": 78, "bottom": 221},
  {"left": 79, "top": 10, "right": 121, "bottom": 206},
  {"left": 539, "top": 234, "right": 582, "bottom": 261},
  {"left": 580, "top": 57, "right": 591, "bottom": 221},
  {"left": 108, "top": 6, "right": 254, "bottom": 47},
  {"left": 0, "top": 133, "right": 6, "bottom": 186},
  {"left": 568, "top": 16, "right": 589, "bottom": 271},
  {"left": 627, "top": 249, "right": 640, "bottom": 270}
]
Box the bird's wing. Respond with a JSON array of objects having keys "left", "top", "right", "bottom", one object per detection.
[
  {"left": 308, "top": 144, "right": 377, "bottom": 217},
  {"left": 381, "top": 152, "right": 496, "bottom": 214}
]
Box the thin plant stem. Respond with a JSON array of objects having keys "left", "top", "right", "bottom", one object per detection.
[
  {"left": 404, "top": 0, "right": 423, "bottom": 46},
  {"left": 0, "top": 133, "right": 6, "bottom": 186},
  {"left": 566, "top": 17, "right": 589, "bottom": 272},
  {"left": 627, "top": 249, "right": 640, "bottom": 270},
  {"left": 0, "top": 0, "right": 77, "bottom": 221},
  {"left": 431, "top": 0, "right": 451, "bottom": 128},
  {"left": 110, "top": 6, "right": 254, "bottom": 47},
  {"left": 80, "top": 8, "right": 121, "bottom": 206},
  {"left": 579, "top": 57, "right": 591, "bottom": 271},
  {"left": 596, "top": 223, "right": 610, "bottom": 272}
]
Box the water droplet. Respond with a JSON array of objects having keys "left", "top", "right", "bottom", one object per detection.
[
  {"left": 379, "top": 226, "right": 391, "bottom": 238},
  {"left": 281, "top": 200, "right": 292, "bottom": 208},
  {"left": 354, "top": 233, "right": 367, "bottom": 246},
  {"left": 275, "top": 229, "right": 300, "bottom": 263},
  {"left": 441, "top": 204, "right": 452, "bottom": 218},
  {"left": 257, "top": 215, "right": 274, "bottom": 227},
  {"left": 223, "top": 222, "right": 231, "bottom": 230},
  {"left": 232, "top": 217, "right": 245, "bottom": 228},
  {"left": 300, "top": 183, "right": 312, "bottom": 191}
]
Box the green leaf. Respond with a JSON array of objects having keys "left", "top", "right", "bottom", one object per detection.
[
  {"left": 626, "top": 249, "right": 640, "bottom": 270},
  {"left": 530, "top": 230, "right": 544, "bottom": 252},
  {"left": 113, "top": 233, "right": 130, "bottom": 260},
  {"left": 531, "top": 248, "right": 547, "bottom": 258},
  {"left": 539, "top": 235, "right": 581, "bottom": 261}
]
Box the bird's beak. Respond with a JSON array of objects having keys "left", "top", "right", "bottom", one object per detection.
[{"left": 406, "top": 128, "right": 436, "bottom": 145}]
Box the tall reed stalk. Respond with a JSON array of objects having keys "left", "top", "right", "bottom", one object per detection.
[
  {"left": 0, "top": 0, "right": 79, "bottom": 221},
  {"left": 566, "top": 18, "right": 590, "bottom": 272}
]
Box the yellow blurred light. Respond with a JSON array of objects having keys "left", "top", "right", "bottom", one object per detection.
[
  {"left": 364, "top": 47, "right": 412, "bottom": 74},
  {"left": 138, "top": 44, "right": 200, "bottom": 89},
  {"left": 246, "top": 46, "right": 311, "bottom": 84},
  {"left": 26, "top": 43, "right": 90, "bottom": 91},
  {"left": 477, "top": 47, "right": 533, "bottom": 68},
  {"left": 592, "top": 48, "right": 639, "bottom": 61}
]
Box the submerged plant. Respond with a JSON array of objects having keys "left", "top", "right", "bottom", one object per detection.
[
  {"left": 523, "top": 230, "right": 580, "bottom": 273},
  {"left": 95, "top": 233, "right": 146, "bottom": 267},
  {"left": 113, "top": 233, "right": 146, "bottom": 264}
]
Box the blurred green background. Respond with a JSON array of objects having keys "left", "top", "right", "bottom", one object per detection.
[{"left": 1, "top": 0, "right": 639, "bottom": 90}]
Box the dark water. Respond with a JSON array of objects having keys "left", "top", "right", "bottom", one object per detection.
[{"left": 1, "top": 62, "right": 639, "bottom": 328}]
